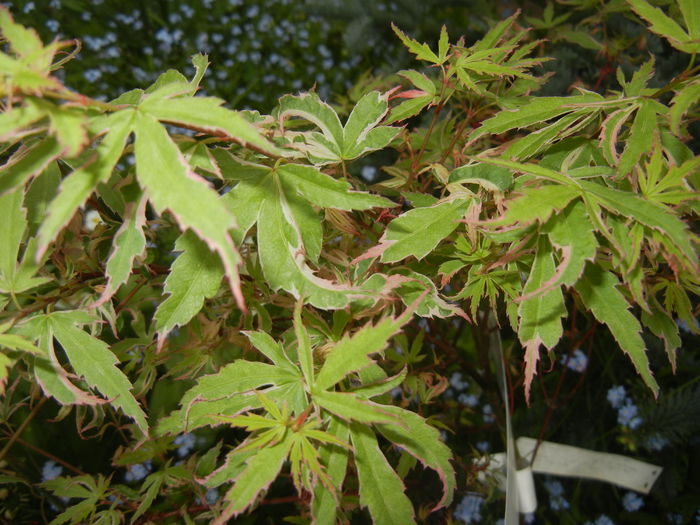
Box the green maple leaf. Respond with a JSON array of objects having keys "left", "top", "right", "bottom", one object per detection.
[
  {"left": 221, "top": 156, "right": 393, "bottom": 309},
  {"left": 277, "top": 91, "right": 400, "bottom": 165}
]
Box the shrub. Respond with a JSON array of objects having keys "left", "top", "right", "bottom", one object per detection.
[{"left": 0, "top": 2, "right": 698, "bottom": 523}]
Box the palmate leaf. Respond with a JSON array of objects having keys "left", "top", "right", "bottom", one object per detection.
[
  {"left": 312, "top": 416, "right": 350, "bottom": 525},
  {"left": 357, "top": 198, "right": 470, "bottom": 264},
  {"left": 18, "top": 311, "right": 148, "bottom": 433},
  {"left": 468, "top": 93, "right": 602, "bottom": 143},
  {"left": 575, "top": 264, "right": 659, "bottom": 396},
  {"left": 670, "top": 80, "right": 700, "bottom": 136},
  {"left": 48, "top": 312, "right": 148, "bottom": 434},
  {"left": 91, "top": 191, "right": 147, "bottom": 308},
  {"left": 132, "top": 111, "right": 246, "bottom": 309},
  {"left": 222, "top": 158, "right": 392, "bottom": 309},
  {"left": 0, "top": 137, "right": 62, "bottom": 196},
  {"left": 494, "top": 184, "right": 580, "bottom": 226},
  {"left": 542, "top": 200, "right": 597, "bottom": 288},
  {"left": 628, "top": 0, "right": 700, "bottom": 54},
  {"left": 617, "top": 100, "right": 660, "bottom": 176},
  {"left": 350, "top": 423, "right": 416, "bottom": 525},
  {"left": 376, "top": 405, "right": 455, "bottom": 510},
  {"left": 153, "top": 231, "right": 224, "bottom": 345},
  {"left": 244, "top": 330, "right": 297, "bottom": 371},
  {"left": 0, "top": 187, "right": 25, "bottom": 289},
  {"left": 391, "top": 23, "right": 442, "bottom": 64},
  {"left": 36, "top": 110, "right": 133, "bottom": 258},
  {"left": 0, "top": 187, "right": 49, "bottom": 293},
  {"left": 518, "top": 237, "right": 566, "bottom": 402},
  {"left": 313, "top": 390, "right": 399, "bottom": 425},
  {"left": 14, "top": 318, "right": 86, "bottom": 405},
  {"left": 579, "top": 180, "right": 696, "bottom": 271},
  {"left": 314, "top": 316, "right": 405, "bottom": 392},
  {"left": 214, "top": 436, "right": 293, "bottom": 524},
  {"left": 156, "top": 360, "right": 302, "bottom": 435},
  {"left": 139, "top": 91, "right": 280, "bottom": 156},
  {"left": 277, "top": 91, "right": 400, "bottom": 164},
  {"left": 641, "top": 302, "right": 681, "bottom": 371}
]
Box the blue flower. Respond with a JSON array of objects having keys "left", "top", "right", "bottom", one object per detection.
[
  {"left": 644, "top": 434, "right": 668, "bottom": 451},
  {"left": 361, "top": 165, "right": 377, "bottom": 182},
  {"left": 595, "top": 515, "right": 615, "bottom": 525},
  {"left": 476, "top": 441, "right": 490, "bottom": 453},
  {"left": 617, "top": 400, "right": 642, "bottom": 430},
  {"left": 174, "top": 433, "right": 197, "bottom": 458},
  {"left": 124, "top": 460, "right": 152, "bottom": 483},
  {"left": 454, "top": 493, "right": 484, "bottom": 524},
  {"left": 84, "top": 69, "right": 102, "bottom": 82},
  {"left": 41, "top": 460, "right": 63, "bottom": 481},
  {"left": 46, "top": 19, "right": 59, "bottom": 32},
  {"left": 482, "top": 404, "right": 495, "bottom": 423},
  {"left": 458, "top": 393, "right": 479, "bottom": 408},
  {"left": 562, "top": 349, "right": 588, "bottom": 372},
  {"left": 606, "top": 385, "right": 627, "bottom": 409},
  {"left": 544, "top": 479, "right": 569, "bottom": 511},
  {"left": 543, "top": 479, "right": 564, "bottom": 497},
  {"left": 450, "top": 372, "right": 469, "bottom": 391},
  {"left": 621, "top": 491, "right": 644, "bottom": 512},
  {"left": 205, "top": 488, "right": 218, "bottom": 504}
]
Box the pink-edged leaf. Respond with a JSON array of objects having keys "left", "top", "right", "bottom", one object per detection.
[
  {"left": 213, "top": 436, "right": 293, "bottom": 524},
  {"left": 132, "top": 110, "right": 245, "bottom": 310},
  {"left": 91, "top": 192, "right": 147, "bottom": 308},
  {"left": 36, "top": 110, "right": 134, "bottom": 259},
  {"left": 376, "top": 405, "right": 455, "bottom": 510}
]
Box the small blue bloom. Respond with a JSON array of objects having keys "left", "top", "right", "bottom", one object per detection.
[
  {"left": 595, "top": 515, "right": 615, "bottom": 525},
  {"left": 543, "top": 479, "right": 564, "bottom": 497},
  {"left": 562, "top": 349, "right": 588, "bottom": 372},
  {"left": 458, "top": 393, "right": 479, "bottom": 408},
  {"left": 205, "top": 488, "right": 218, "bottom": 504},
  {"left": 174, "top": 433, "right": 197, "bottom": 457},
  {"left": 621, "top": 491, "right": 644, "bottom": 512},
  {"left": 645, "top": 434, "right": 668, "bottom": 451},
  {"left": 476, "top": 441, "right": 490, "bottom": 453},
  {"left": 84, "top": 68, "right": 102, "bottom": 82},
  {"left": 667, "top": 513, "right": 683, "bottom": 524},
  {"left": 544, "top": 479, "right": 569, "bottom": 511},
  {"left": 46, "top": 19, "right": 59, "bottom": 32},
  {"left": 41, "top": 460, "right": 63, "bottom": 481},
  {"left": 617, "top": 400, "right": 642, "bottom": 430},
  {"left": 124, "top": 460, "right": 152, "bottom": 483},
  {"left": 482, "top": 404, "right": 495, "bottom": 423},
  {"left": 450, "top": 372, "right": 469, "bottom": 391},
  {"left": 454, "top": 493, "right": 484, "bottom": 524},
  {"left": 606, "top": 385, "right": 627, "bottom": 409}
]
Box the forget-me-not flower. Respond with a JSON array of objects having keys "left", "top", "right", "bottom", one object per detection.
[
  {"left": 606, "top": 385, "right": 627, "bottom": 409},
  {"left": 621, "top": 491, "right": 644, "bottom": 512},
  {"left": 41, "top": 460, "right": 63, "bottom": 481},
  {"left": 454, "top": 493, "right": 484, "bottom": 524}
]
